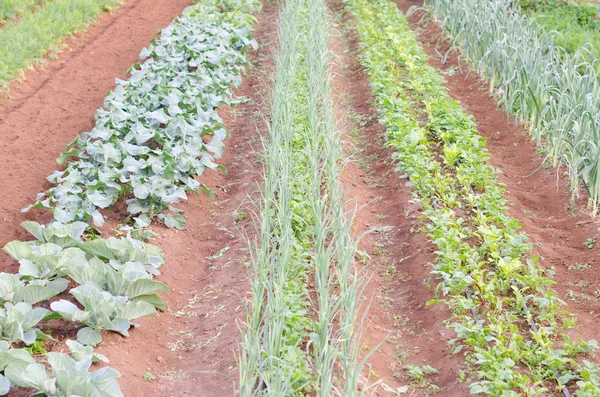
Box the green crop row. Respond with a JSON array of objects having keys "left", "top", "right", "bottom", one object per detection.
[
  {"left": 0, "top": 0, "right": 44, "bottom": 23},
  {"left": 0, "top": 0, "right": 122, "bottom": 93},
  {"left": 26, "top": 0, "right": 259, "bottom": 233},
  {"left": 0, "top": 1, "right": 260, "bottom": 395},
  {"left": 421, "top": 0, "right": 600, "bottom": 217},
  {"left": 238, "top": 0, "right": 362, "bottom": 394},
  {"left": 0, "top": 221, "right": 162, "bottom": 396},
  {"left": 346, "top": 0, "right": 600, "bottom": 394}
]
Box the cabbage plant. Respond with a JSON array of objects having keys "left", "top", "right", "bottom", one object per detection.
[
  {"left": 3, "top": 340, "right": 122, "bottom": 396},
  {"left": 64, "top": 259, "right": 168, "bottom": 310},
  {"left": 51, "top": 283, "right": 157, "bottom": 346},
  {"left": 0, "top": 273, "right": 57, "bottom": 305},
  {"left": 0, "top": 302, "right": 51, "bottom": 345}
]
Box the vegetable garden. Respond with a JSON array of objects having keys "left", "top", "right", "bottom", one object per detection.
[{"left": 0, "top": 0, "right": 600, "bottom": 395}]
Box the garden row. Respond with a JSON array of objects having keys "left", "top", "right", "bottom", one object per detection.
[
  {"left": 0, "top": 0, "right": 259, "bottom": 395},
  {"left": 0, "top": 0, "right": 123, "bottom": 93},
  {"left": 345, "top": 0, "right": 600, "bottom": 394},
  {"left": 238, "top": 0, "right": 362, "bottom": 394},
  {"left": 421, "top": 0, "right": 600, "bottom": 218},
  {"left": 27, "top": 0, "right": 258, "bottom": 233}
]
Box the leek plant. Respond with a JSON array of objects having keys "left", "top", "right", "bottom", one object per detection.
[
  {"left": 239, "top": 0, "right": 362, "bottom": 394},
  {"left": 421, "top": 0, "right": 600, "bottom": 215}
]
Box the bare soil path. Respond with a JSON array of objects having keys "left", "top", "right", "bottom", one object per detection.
[{"left": 0, "top": 0, "right": 193, "bottom": 253}]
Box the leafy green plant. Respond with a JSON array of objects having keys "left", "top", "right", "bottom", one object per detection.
[
  {"left": 4, "top": 339, "right": 122, "bottom": 396},
  {"left": 19, "top": 221, "right": 89, "bottom": 248},
  {"left": 2, "top": 241, "right": 78, "bottom": 293},
  {"left": 51, "top": 283, "right": 157, "bottom": 346},
  {"left": 0, "top": 302, "right": 51, "bottom": 345},
  {"left": 0, "top": 273, "right": 58, "bottom": 306},
  {"left": 77, "top": 237, "right": 164, "bottom": 276},
  {"left": 404, "top": 364, "right": 440, "bottom": 392},
  {"left": 64, "top": 259, "right": 168, "bottom": 311},
  {"left": 405, "top": 364, "right": 439, "bottom": 384},
  {"left": 584, "top": 238, "right": 596, "bottom": 248},
  {"left": 26, "top": 1, "right": 260, "bottom": 229}
]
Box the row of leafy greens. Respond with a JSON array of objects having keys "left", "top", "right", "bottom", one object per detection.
[
  {"left": 0, "top": 0, "right": 261, "bottom": 395},
  {"left": 345, "top": 0, "right": 600, "bottom": 394}
]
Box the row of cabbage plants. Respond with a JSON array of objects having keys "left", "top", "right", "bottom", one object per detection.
[
  {"left": 0, "top": 1, "right": 260, "bottom": 395},
  {"left": 26, "top": 0, "right": 258, "bottom": 231},
  {"left": 238, "top": 0, "right": 362, "bottom": 394},
  {"left": 421, "top": 0, "right": 600, "bottom": 215},
  {"left": 345, "top": 0, "right": 600, "bottom": 394}
]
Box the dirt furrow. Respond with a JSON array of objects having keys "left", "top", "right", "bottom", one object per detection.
[{"left": 329, "top": 2, "right": 470, "bottom": 395}]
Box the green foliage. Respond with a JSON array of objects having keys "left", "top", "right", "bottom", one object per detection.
[
  {"left": 405, "top": 364, "right": 439, "bottom": 385},
  {"left": 0, "top": 0, "right": 43, "bottom": 23},
  {"left": 0, "top": 273, "right": 58, "bottom": 306},
  {"left": 0, "top": 0, "right": 123, "bottom": 93},
  {"left": 26, "top": 0, "right": 258, "bottom": 230},
  {"left": 24, "top": 339, "right": 47, "bottom": 355},
  {"left": 0, "top": 220, "right": 167, "bottom": 393},
  {"left": 51, "top": 283, "right": 157, "bottom": 345},
  {"left": 64, "top": 259, "right": 168, "bottom": 310},
  {"left": 0, "top": 302, "right": 51, "bottom": 345},
  {"left": 519, "top": 0, "right": 600, "bottom": 61},
  {"left": 4, "top": 339, "right": 122, "bottom": 397},
  {"left": 239, "top": 0, "right": 362, "bottom": 394},
  {"left": 346, "top": 0, "right": 600, "bottom": 393},
  {"left": 426, "top": 0, "right": 600, "bottom": 214}
]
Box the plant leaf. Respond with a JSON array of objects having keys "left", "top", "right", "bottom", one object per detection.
[{"left": 77, "top": 328, "right": 102, "bottom": 347}]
